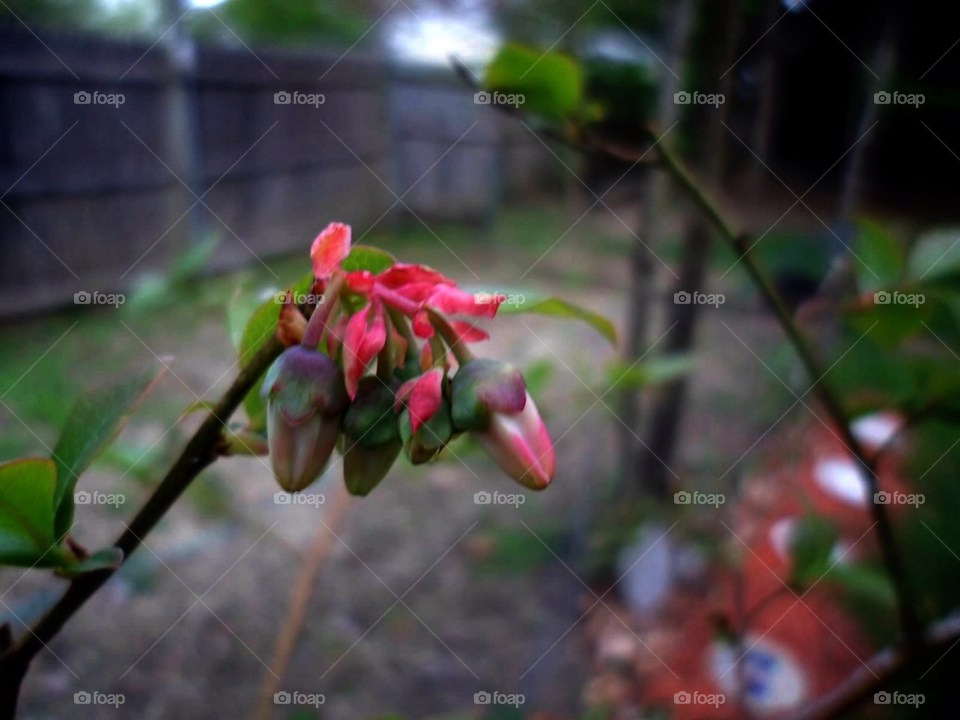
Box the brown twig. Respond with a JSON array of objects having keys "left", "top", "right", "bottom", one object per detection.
[{"left": 253, "top": 483, "right": 352, "bottom": 720}]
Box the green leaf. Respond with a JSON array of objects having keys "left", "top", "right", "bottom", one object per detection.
[
  {"left": 484, "top": 43, "right": 583, "bottom": 122},
  {"left": 788, "top": 514, "right": 836, "bottom": 585},
  {"left": 907, "top": 227, "right": 960, "bottom": 284},
  {"left": 828, "top": 562, "right": 896, "bottom": 609},
  {"left": 604, "top": 355, "right": 694, "bottom": 390},
  {"left": 0, "top": 458, "right": 62, "bottom": 568},
  {"left": 498, "top": 296, "right": 617, "bottom": 346},
  {"left": 854, "top": 219, "right": 903, "bottom": 291},
  {"left": 340, "top": 245, "right": 395, "bottom": 274},
  {"left": 52, "top": 362, "right": 167, "bottom": 537},
  {"left": 55, "top": 546, "right": 124, "bottom": 578},
  {"left": 238, "top": 272, "right": 314, "bottom": 430}
]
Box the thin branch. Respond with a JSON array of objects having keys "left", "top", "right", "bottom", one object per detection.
[
  {"left": 784, "top": 614, "right": 960, "bottom": 720},
  {"left": 0, "top": 334, "right": 285, "bottom": 716},
  {"left": 653, "top": 136, "right": 923, "bottom": 647}
]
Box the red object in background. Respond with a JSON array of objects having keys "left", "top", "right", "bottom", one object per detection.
[{"left": 627, "top": 412, "right": 905, "bottom": 718}]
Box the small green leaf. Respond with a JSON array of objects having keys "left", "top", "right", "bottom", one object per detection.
[
  {"left": 340, "top": 245, "right": 395, "bottom": 274},
  {"left": 498, "top": 296, "right": 617, "bottom": 346},
  {"left": 789, "top": 515, "right": 836, "bottom": 585},
  {"left": 604, "top": 355, "right": 694, "bottom": 390},
  {"left": 0, "top": 458, "right": 61, "bottom": 568},
  {"left": 55, "top": 547, "right": 124, "bottom": 578},
  {"left": 854, "top": 220, "right": 903, "bottom": 291},
  {"left": 238, "top": 272, "right": 314, "bottom": 430},
  {"left": 484, "top": 43, "right": 583, "bottom": 122},
  {"left": 828, "top": 562, "right": 896, "bottom": 609},
  {"left": 52, "top": 362, "right": 167, "bottom": 537}
]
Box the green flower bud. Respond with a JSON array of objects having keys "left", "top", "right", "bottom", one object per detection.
[
  {"left": 261, "top": 346, "right": 348, "bottom": 492},
  {"left": 399, "top": 399, "right": 453, "bottom": 464},
  {"left": 341, "top": 377, "right": 402, "bottom": 496},
  {"left": 450, "top": 359, "right": 526, "bottom": 431}
]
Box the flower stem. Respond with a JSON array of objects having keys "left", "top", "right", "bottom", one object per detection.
[
  {"left": 386, "top": 306, "right": 417, "bottom": 358},
  {"left": 302, "top": 275, "right": 344, "bottom": 349},
  {"left": 377, "top": 307, "right": 395, "bottom": 382},
  {"left": 427, "top": 309, "right": 474, "bottom": 365}
]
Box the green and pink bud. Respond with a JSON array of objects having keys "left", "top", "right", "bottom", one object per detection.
[
  {"left": 451, "top": 359, "right": 554, "bottom": 490},
  {"left": 261, "top": 346, "right": 348, "bottom": 492},
  {"left": 341, "top": 377, "right": 402, "bottom": 496}
]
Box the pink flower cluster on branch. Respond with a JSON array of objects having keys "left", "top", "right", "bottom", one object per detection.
[{"left": 262, "top": 222, "right": 555, "bottom": 496}]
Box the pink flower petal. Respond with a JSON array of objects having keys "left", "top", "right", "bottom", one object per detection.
[
  {"left": 376, "top": 263, "right": 455, "bottom": 288},
  {"left": 395, "top": 368, "right": 443, "bottom": 433},
  {"left": 310, "top": 222, "right": 351, "bottom": 278},
  {"left": 412, "top": 310, "right": 435, "bottom": 339},
  {"left": 427, "top": 285, "right": 500, "bottom": 318},
  {"left": 447, "top": 320, "right": 489, "bottom": 343},
  {"left": 343, "top": 270, "right": 375, "bottom": 293},
  {"left": 343, "top": 302, "right": 386, "bottom": 398}
]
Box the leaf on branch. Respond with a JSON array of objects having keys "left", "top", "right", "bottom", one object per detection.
[
  {"left": 340, "top": 245, "right": 395, "bottom": 274},
  {"left": 484, "top": 43, "right": 583, "bottom": 122},
  {"left": 788, "top": 514, "right": 837, "bottom": 586},
  {"left": 51, "top": 361, "right": 168, "bottom": 538},
  {"left": 0, "top": 458, "right": 67, "bottom": 568},
  {"left": 498, "top": 296, "right": 618, "bottom": 346},
  {"left": 604, "top": 355, "right": 694, "bottom": 390}
]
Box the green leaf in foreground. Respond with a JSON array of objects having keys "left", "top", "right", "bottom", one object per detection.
[
  {"left": 52, "top": 361, "right": 168, "bottom": 537},
  {"left": 56, "top": 547, "right": 124, "bottom": 578},
  {"left": 0, "top": 458, "right": 63, "bottom": 568},
  {"left": 498, "top": 296, "right": 618, "bottom": 346}
]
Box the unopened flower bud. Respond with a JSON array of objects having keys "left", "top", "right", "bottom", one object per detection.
[
  {"left": 341, "top": 377, "right": 402, "bottom": 496},
  {"left": 451, "top": 359, "right": 554, "bottom": 489},
  {"left": 399, "top": 400, "right": 453, "bottom": 465},
  {"left": 261, "top": 346, "right": 348, "bottom": 492}
]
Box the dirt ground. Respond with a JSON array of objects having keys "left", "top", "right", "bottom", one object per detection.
[{"left": 1, "top": 201, "right": 789, "bottom": 719}]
